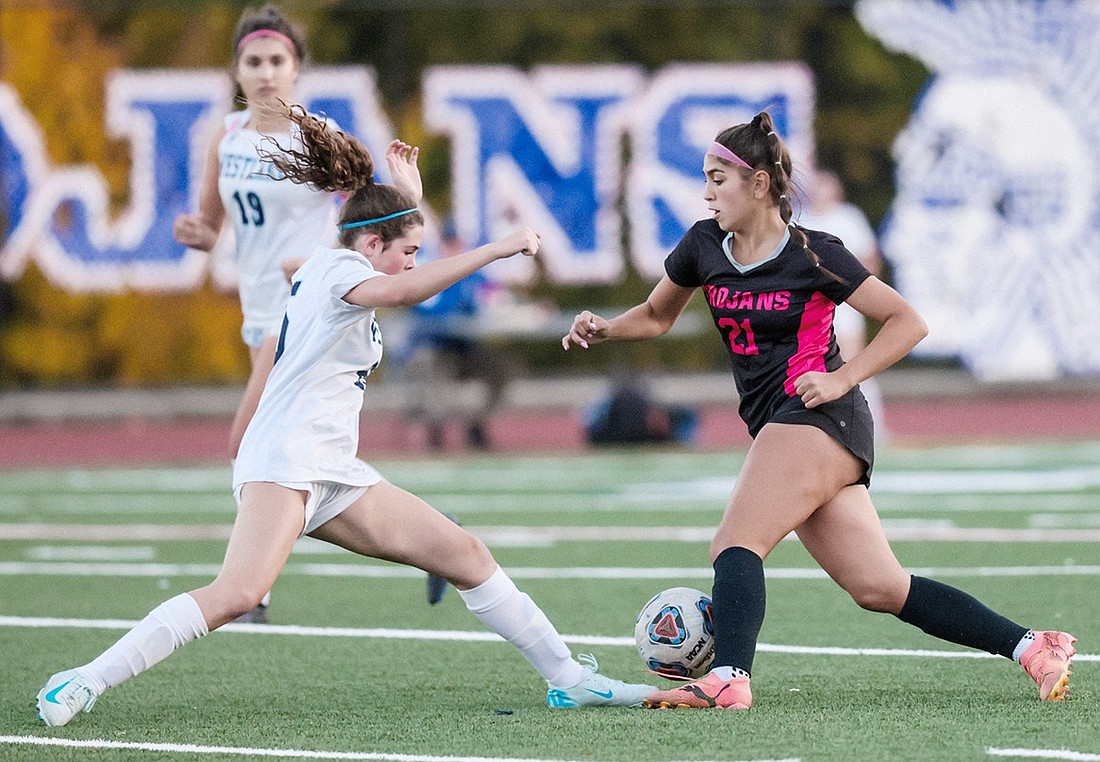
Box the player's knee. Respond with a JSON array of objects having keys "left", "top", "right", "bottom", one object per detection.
[
  {"left": 847, "top": 580, "right": 907, "bottom": 614},
  {"left": 462, "top": 532, "right": 495, "bottom": 569},
  {"left": 450, "top": 533, "right": 497, "bottom": 588},
  {"left": 709, "top": 536, "right": 768, "bottom": 563},
  {"left": 206, "top": 584, "right": 267, "bottom": 624}
]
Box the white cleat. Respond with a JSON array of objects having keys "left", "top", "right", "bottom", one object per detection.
[
  {"left": 546, "top": 654, "right": 657, "bottom": 708},
  {"left": 36, "top": 669, "right": 98, "bottom": 727}
]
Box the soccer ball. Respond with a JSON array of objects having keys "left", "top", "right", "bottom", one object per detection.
[{"left": 634, "top": 586, "right": 715, "bottom": 679}]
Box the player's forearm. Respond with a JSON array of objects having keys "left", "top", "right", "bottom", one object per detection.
[
  {"left": 347, "top": 246, "right": 499, "bottom": 309},
  {"left": 838, "top": 309, "right": 927, "bottom": 388},
  {"left": 605, "top": 301, "right": 678, "bottom": 342}
]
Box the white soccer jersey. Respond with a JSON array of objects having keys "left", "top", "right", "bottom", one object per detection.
[
  {"left": 218, "top": 110, "right": 340, "bottom": 341},
  {"left": 233, "top": 247, "right": 385, "bottom": 489},
  {"left": 797, "top": 204, "right": 877, "bottom": 264},
  {"left": 797, "top": 203, "right": 878, "bottom": 336}
]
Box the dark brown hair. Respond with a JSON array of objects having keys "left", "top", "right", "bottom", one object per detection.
[
  {"left": 232, "top": 4, "right": 307, "bottom": 63},
  {"left": 714, "top": 111, "right": 844, "bottom": 283},
  {"left": 259, "top": 103, "right": 423, "bottom": 248}
]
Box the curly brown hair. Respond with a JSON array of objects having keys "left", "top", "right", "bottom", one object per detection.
[{"left": 258, "top": 102, "right": 423, "bottom": 248}]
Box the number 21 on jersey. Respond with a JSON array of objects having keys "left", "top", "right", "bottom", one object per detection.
[{"left": 718, "top": 317, "right": 759, "bottom": 355}]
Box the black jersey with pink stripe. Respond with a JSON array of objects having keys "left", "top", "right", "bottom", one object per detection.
[{"left": 665, "top": 219, "right": 871, "bottom": 438}]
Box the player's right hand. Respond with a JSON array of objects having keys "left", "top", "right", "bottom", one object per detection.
[
  {"left": 173, "top": 214, "right": 219, "bottom": 251},
  {"left": 498, "top": 227, "right": 541, "bottom": 259}
]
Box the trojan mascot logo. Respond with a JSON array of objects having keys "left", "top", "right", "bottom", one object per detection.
[{"left": 857, "top": 0, "right": 1100, "bottom": 379}]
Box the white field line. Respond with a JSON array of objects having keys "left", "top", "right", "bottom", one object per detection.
[
  {"left": 987, "top": 749, "right": 1100, "bottom": 761},
  {"left": 2, "top": 561, "right": 1100, "bottom": 581},
  {"left": 3, "top": 491, "right": 1098, "bottom": 517},
  {"left": 5, "top": 458, "right": 1100, "bottom": 493},
  {"left": 1, "top": 615, "right": 1096, "bottom": 662},
  {"left": 25, "top": 544, "right": 156, "bottom": 561},
  {"left": 3, "top": 462, "right": 1100, "bottom": 498},
  {"left": 0, "top": 736, "right": 799, "bottom": 762},
  {"left": 1030, "top": 513, "right": 1100, "bottom": 528},
  {"left": 4, "top": 523, "right": 1100, "bottom": 544}
]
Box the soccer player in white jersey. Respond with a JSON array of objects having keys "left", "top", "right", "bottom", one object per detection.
[
  {"left": 36, "top": 104, "right": 657, "bottom": 728},
  {"left": 173, "top": 5, "right": 422, "bottom": 622}
]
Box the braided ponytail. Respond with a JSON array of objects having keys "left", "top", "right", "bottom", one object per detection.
[{"left": 714, "top": 111, "right": 845, "bottom": 284}]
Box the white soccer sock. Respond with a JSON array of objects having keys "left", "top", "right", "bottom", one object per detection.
[
  {"left": 710, "top": 666, "right": 750, "bottom": 681},
  {"left": 79, "top": 593, "right": 209, "bottom": 693},
  {"left": 459, "top": 566, "right": 584, "bottom": 688},
  {"left": 1012, "top": 630, "right": 1036, "bottom": 663}
]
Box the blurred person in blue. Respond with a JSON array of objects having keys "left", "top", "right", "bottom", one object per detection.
[
  {"left": 404, "top": 217, "right": 512, "bottom": 450},
  {"left": 172, "top": 4, "right": 422, "bottom": 623},
  {"left": 563, "top": 111, "right": 1075, "bottom": 711},
  {"left": 36, "top": 108, "right": 657, "bottom": 728}
]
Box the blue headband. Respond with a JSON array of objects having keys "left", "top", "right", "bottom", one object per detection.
[{"left": 339, "top": 208, "right": 419, "bottom": 231}]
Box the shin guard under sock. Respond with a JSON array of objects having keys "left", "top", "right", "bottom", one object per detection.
[
  {"left": 459, "top": 566, "right": 582, "bottom": 687},
  {"left": 896, "top": 575, "right": 1028, "bottom": 659},
  {"left": 80, "top": 593, "right": 209, "bottom": 693},
  {"left": 711, "top": 546, "right": 766, "bottom": 675}
]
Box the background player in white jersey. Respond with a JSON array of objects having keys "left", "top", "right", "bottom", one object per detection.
[
  {"left": 36, "top": 106, "right": 656, "bottom": 728},
  {"left": 172, "top": 5, "right": 422, "bottom": 622},
  {"left": 563, "top": 111, "right": 1075, "bottom": 711},
  {"left": 174, "top": 4, "right": 423, "bottom": 460},
  {"left": 797, "top": 167, "right": 888, "bottom": 437}
]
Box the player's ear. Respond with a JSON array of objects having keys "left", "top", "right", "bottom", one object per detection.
[
  {"left": 752, "top": 169, "right": 771, "bottom": 200},
  {"left": 356, "top": 233, "right": 384, "bottom": 258}
]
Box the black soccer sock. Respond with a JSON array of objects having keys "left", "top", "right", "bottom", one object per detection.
[
  {"left": 710, "top": 545, "right": 766, "bottom": 675},
  {"left": 896, "top": 575, "right": 1028, "bottom": 659}
]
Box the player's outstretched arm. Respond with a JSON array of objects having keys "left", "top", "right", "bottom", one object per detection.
[
  {"left": 346, "top": 228, "right": 539, "bottom": 310},
  {"left": 563, "top": 276, "right": 694, "bottom": 350}
]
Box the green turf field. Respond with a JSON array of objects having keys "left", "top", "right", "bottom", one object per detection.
[{"left": 1, "top": 440, "right": 1097, "bottom": 761}]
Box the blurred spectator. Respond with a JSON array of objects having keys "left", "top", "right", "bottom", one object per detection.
[
  {"left": 584, "top": 371, "right": 697, "bottom": 447},
  {"left": 404, "top": 219, "right": 513, "bottom": 450},
  {"left": 797, "top": 168, "right": 889, "bottom": 440}
]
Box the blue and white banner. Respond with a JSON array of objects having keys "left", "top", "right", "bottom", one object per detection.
[
  {"left": 857, "top": 0, "right": 1100, "bottom": 380},
  {"left": 0, "top": 68, "right": 409, "bottom": 292},
  {"left": 1, "top": 62, "right": 814, "bottom": 291}
]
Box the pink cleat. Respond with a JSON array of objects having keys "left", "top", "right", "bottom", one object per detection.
[
  {"left": 1021, "top": 630, "right": 1076, "bottom": 701},
  {"left": 643, "top": 672, "right": 752, "bottom": 709}
]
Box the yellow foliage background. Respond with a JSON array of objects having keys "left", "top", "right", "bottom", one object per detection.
[
  {"left": 0, "top": 1, "right": 929, "bottom": 387},
  {"left": 0, "top": 4, "right": 253, "bottom": 387}
]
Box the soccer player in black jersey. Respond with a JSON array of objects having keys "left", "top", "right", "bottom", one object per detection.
[{"left": 563, "top": 111, "right": 1076, "bottom": 710}]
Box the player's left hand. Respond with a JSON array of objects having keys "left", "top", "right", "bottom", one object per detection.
[
  {"left": 793, "top": 371, "right": 850, "bottom": 409},
  {"left": 386, "top": 139, "right": 422, "bottom": 203}
]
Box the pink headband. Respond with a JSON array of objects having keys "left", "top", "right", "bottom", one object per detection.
[
  {"left": 707, "top": 142, "right": 753, "bottom": 171},
  {"left": 237, "top": 29, "right": 298, "bottom": 55}
]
